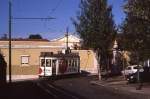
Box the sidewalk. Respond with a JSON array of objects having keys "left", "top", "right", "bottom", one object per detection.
[
  {"left": 6, "top": 75, "right": 38, "bottom": 82},
  {"left": 91, "top": 76, "right": 150, "bottom": 99}
]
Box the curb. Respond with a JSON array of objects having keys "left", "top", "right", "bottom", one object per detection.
[{"left": 90, "top": 81, "right": 150, "bottom": 99}]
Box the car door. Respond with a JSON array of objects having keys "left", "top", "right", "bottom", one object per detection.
[{"left": 125, "top": 66, "right": 132, "bottom": 75}]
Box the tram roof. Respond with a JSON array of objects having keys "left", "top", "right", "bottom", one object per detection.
[{"left": 40, "top": 52, "right": 79, "bottom": 58}]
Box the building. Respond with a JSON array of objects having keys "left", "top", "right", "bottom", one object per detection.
[
  {"left": 0, "top": 39, "right": 64, "bottom": 80},
  {"left": 51, "top": 34, "right": 81, "bottom": 49},
  {"left": 0, "top": 35, "right": 98, "bottom": 80}
]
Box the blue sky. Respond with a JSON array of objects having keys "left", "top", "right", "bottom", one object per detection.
[{"left": 0, "top": 0, "right": 125, "bottom": 40}]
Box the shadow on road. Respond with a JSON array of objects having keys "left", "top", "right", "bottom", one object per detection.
[{"left": 0, "top": 81, "right": 53, "bottom": 99}]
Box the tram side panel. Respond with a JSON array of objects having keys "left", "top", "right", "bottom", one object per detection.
[
  {"left": 39, "top": 56, "right": 80, "bottom": 77},
  {"left": 57, "top": 58, "right": 80, "bottom": 75}
]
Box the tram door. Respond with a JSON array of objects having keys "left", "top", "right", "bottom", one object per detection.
[
  {"left": 52, "top": 59, "right": 57, "bottom": 75},
  {"left": 39, "top": 59, "right": 52, "bottom": 76},
  {"left": 45, "top": 59, "right": 52, "bottom": 76}
]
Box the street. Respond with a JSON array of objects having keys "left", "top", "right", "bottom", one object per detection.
[
  {"left": 0, "top": 81, "right": 53, "bottom": 99},
  {"left": 0, "top": 76, "right": 141, "bottom": 99},
  {"left": 53, "top": 76, "right": 139, "bottom": 99},
  {"left": 0, "top": 80, "right": 84, "bottom": 99}
]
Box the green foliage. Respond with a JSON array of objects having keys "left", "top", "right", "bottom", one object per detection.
[
  {"left": 73, "top": 0, "right": 116, "bottom": 52},
  {"left": 124, "top": 0, "right": 150, "bottom": 22},
  {"left": 121, "top": 0, "right": 150, "bottom": 61}
]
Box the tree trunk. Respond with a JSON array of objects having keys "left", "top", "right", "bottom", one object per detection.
[{"left": 95, "top": 50, "right": 101, "bottom": 80}]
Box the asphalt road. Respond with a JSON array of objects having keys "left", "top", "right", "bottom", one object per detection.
[
  {"left": 0, "top": 81, "right": 53, "bottom": 99},
  {"left": 0, "top": 79, "right": 84, "bottom": 99},
  {"left": 53, "top": 76, "right": 139, "bottom": 99},
  {"left": 0, "top": 76, "right": 141, "bottom": 99}
]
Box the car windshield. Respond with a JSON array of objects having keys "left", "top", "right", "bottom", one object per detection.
[{"left": 133, "top": 66, "right": 142, "bottom": 69}]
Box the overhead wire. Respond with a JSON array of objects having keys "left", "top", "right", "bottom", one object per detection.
[
  {"left": 45, "top": 0, "right": 64, "bottom": 33},
  {"left": 49, "top": 0, "right": 64, "bottom": 15}
]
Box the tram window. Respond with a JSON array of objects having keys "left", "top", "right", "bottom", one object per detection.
[
  {"left": 78, "top": 59, "right": 80, "bottom": 66},
  {"left": 66, "top": 60, "right": 68, "bottom": 67},
  {"left": 46, "top": 59, "right": 51, "bottom": 67},
  {"left": 59, "top": 59, "right": 67, "bottom": 67},
  {"left": 74, "top": 60, "right": 77, "bottom": 67},
  {"left": 41, "top": 59, "right": 45, "bottom": 67},
  {"left": 68, "top": 60, "right": 71, "bottom": 66},
  {"left": 59, "top": 59, "right": 63, "bottom": 66},
  {"left": 71, "top": 60, "right": 74, "bottom": 67},
  {"left": 52, "top": 60, "right": 56, "bottom": 67}
]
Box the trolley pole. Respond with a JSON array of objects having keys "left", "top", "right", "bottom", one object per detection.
[
  {"left": 66, "top": 27, "right": 69, "bottom": 49},
  {"left": 65, "top": 27, "right": 69, "bottom": 54},
  {"left": 8, "top": 0, "right": 12, "bottom": 83}
]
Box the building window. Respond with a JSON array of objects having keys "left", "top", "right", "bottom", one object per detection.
[{"left": 21, "top": 55, "right": 29, "bottom": 66}]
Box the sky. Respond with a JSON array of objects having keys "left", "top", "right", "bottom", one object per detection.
[{"left": 0, "top": 0, "right": 125, "bottom": 40}]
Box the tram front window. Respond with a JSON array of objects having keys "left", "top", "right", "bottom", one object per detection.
[
  {"left": 41, "top": 59, "right": 45, "bottom": 67},
  {"left": 46, "top": 59, "right": 51, "bottom": 67}
]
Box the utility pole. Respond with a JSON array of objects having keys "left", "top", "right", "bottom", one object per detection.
[
  {"left": 7, "top": 1, "right": 55, "bottom": 83},
  {"left": 8, "top": 0, "right": 12, "bottom": 83}
]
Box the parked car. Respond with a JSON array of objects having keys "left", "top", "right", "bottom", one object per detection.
[
  {"left": 126, "top": 66, "right": 150, "bottom": 83},
  {"left": 122, "top": 65, "right": 144, "bottom": 77},
  {"left": 126, "top": 72, "right": 138, "bottom": 83}
]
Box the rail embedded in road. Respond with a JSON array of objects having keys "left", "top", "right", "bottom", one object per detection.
[{"left": 36, "top": 81, "right": 81, "bottom": 99}]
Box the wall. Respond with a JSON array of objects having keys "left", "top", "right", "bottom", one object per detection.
[
  {"left": 73, "top": 50, "right": 98, "bottom": 74},
  {"left": 1, "top": 48, "right": 60, "bottom": 75},
  {"left": 0, "top": 40, "right": 98, "bottom": 81}
]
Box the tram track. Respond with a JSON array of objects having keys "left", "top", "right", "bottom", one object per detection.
[{"left": 36, "top": 81, "right": 83, "bottom": 99}]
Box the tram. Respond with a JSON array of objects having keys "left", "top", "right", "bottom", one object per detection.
[{"left": 39, "top": 52, "right": 80, "bottom": 77}]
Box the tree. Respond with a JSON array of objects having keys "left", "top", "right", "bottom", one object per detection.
[
  {"left": 73, "top": 0, "right": 116, "bottom": 79},
  {"left": 124, "top": 0, "right": 150, "bottom": 22},
  {"left": 122, "top": 0, "right": 150, "bottom": 62},
  {"left": 28, "top": 34, "right": 43, "bottom": 39},
  {"left": 122, "top": 0, "right": 150, "bottom": 89}
]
